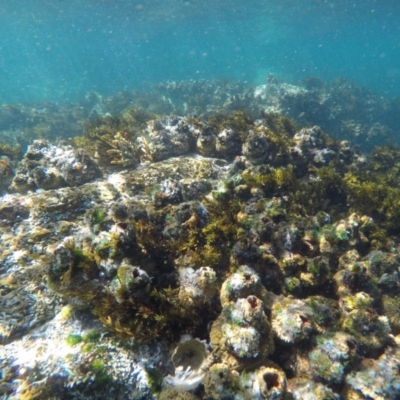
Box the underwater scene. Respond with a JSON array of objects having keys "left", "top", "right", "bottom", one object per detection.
[{"left": 2, "top": 1, "right": 400, "bottom": 399}]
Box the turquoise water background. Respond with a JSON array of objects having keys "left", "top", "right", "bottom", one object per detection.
[{"left": 1, "top": 0, "right": 400, "bottom": 103}]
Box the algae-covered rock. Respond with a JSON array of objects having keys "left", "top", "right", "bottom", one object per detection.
[{"left": 10, "top": 140, "right": 102, "bottom": 193}]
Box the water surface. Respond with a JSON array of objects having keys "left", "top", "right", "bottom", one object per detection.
[{"left": 1, "top": 0, "right": 399, "bottom": 103}]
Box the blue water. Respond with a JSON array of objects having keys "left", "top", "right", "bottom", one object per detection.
[{"left": 1, "top": 0, "right": 400, "bottom": 104}]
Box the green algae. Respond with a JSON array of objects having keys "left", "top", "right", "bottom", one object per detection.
[
  {"left": 66, "top": 334, "right": 83, "bottom": 347},
  {"left": 241, "top": 165, "right": 296, "bottom": 195},
  {"left": 83, "top": 329, "right": 101, "bottom": 343},
  {"left": 207, "top": 110, "right": 253, "bottom": 140},
  {"left": 73, "top": 107, "right": 155, "bottom": 169},
  {"left": 145, "top": 366, "right": 163, "bottom": 394},
  {"left": 0, "top": 143, "right": 22, "bottom": 160},
  {"left": 90, "top": 359, "right": 112, "bottom": 386}
]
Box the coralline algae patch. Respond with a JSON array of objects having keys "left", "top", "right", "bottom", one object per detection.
[{"left": 1, "top": 91, "right": 400, "bottom": 399}]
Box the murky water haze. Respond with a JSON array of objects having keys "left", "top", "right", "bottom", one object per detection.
[{"left": 1, "top": 0, "right": 400, "bottom": 103}]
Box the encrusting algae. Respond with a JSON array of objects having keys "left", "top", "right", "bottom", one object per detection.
[{"left": 1, "top": 80, "right": 400, "bottom": 399}]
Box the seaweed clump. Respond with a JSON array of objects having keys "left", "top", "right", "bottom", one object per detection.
[{"left": 74, "top": 107, "right": 155, "bottom": 170}]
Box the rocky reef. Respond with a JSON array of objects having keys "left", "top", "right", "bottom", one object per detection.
[
  {"left": 1, "top": 80, "right": 400, "bottom": 399},
  {"left": 1, "top": 77, "right": 400, "bottom": 159}
]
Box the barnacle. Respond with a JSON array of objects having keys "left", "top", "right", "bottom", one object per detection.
[
  {"left": 248, "top": 366, "right": 288, "bottom": 400},
  {"left": 110, "top": 263, "right": 151, "bottom": 303},
  {"left": 305, "top": 296, "right": 340, "bottom": 332},
  {"left": 210, "top": 296, "right": 274, "bottom": 370},
  {"left": 310, "top": 332, "right": 358, "bottom": 385},
  {"left": 178, "top": 266, "right": 218, "bottom": 308},
  {"left": 290, "top": 379, "right": 340, "bottom": 400},
  {"left": 271, "top": 297, "right": 315, "bottom": 343},
  {"left": 203, "top": 363, "right": 243, "bottom": 400},
  {"left": 219, "top": 265, "right": 272, "bottom": 308},
  {"left": 342, "top": 309, "right": 391, "bottom": 356},
  {"left": 164, "top": 338, "right": 211, "bottom": 391},
  {"left": 346, "top": 346, "right": 400, "bottom": 400}
]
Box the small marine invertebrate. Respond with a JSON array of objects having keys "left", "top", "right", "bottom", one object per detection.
[
  {"left": 342, "top": 308, "right": 391, "bottom": 356},
  {"left": 203, "top": 363, "right": 243, "bottom": 400},
  {"left": 210, "top": 296, "right": 274, "bottom": 370},
  {"left": 264, "top": 197, "right": 288, "bottom": 222},
  {"left": 334, "top": 251, "right": 378, "bottom": 299},
  {"left": 365, "top": 250, "right": 400, "bottom": 293},
  {"left": 255, "top": 366, "right": 287, "bottom": 400},
  {"left": 289, "top": 126, "right": 331, "bottom": 175},
  {"left": 284, "top": 276, "right": 302, "bottom": 295},
  {"left": 110, "top": 262, "right": 151, "bottom": 303},
  {"left": 310, "top": 332, "right": 358, "bottom": 385},
  {"left": 271, "top": 297, "right": 315, "bottom": 343},
  {"left": 163, "top": 201, "right": 209, "bottom": 240},
  {"left": 346, "top": 346, "right": 400, "bottom": 400},
  {"left": 274, "top": 221, "right": 303, "bottom": 254},
  {"left": 196, "top": 126, "right": 217, "bottom": 156},
  {"left": 285, "top": 255, "right": 330, "bottom": 292},
  {"left": 178, "top": 266, "right": 218, "bottom": 308},
  {"left": 236, "top": 203, "right": 275, "bottom": 243},
  {"left": 240, "top": 365, "right": 288, "bottom": 400},
  {"left": 231, "top": 238, "right": 261, "bottom": 266},
  {"left": 279, "top": 252, "right": 305, "bottom": 275},
  {"left": 219, "top": 265, "right": 272, "bottom": 308},
  {"left": 334, "top": 218, "right": 355, "bottom": 242},
  {"left": 307, "top": 257, "right": 330, "bottom": 285},
  {"left": 216, "top": 127, "right": 242, "bottom": 159},
  {"left": 164, "top": 338, "right": 211, "bottom": 391},
  {"left": 302, "top": 212, "right": 330, "bottom": 250},
  {"left": 339, "top": 292, "right": 373, "bottom": 313},
  {"left": 289, "top": 379, "right": 340, "bottom": 400},
  {"left": 151, "top": 178, "right": 183, "bottom": 207},
  {"left": 145, "top": 116, "right": 196, "bottom": 161},
  {"left": 242, "top": 130, "right": 271, "bottom": 165},
  {"left": 292, "top": 126, "right": 324, "bottom": 150},
  {"left": 382, "top": 294, "right": 400, "bottom": 334},
  {"left": 305, "top": 296, "right": 341, "bottom": 332}
]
